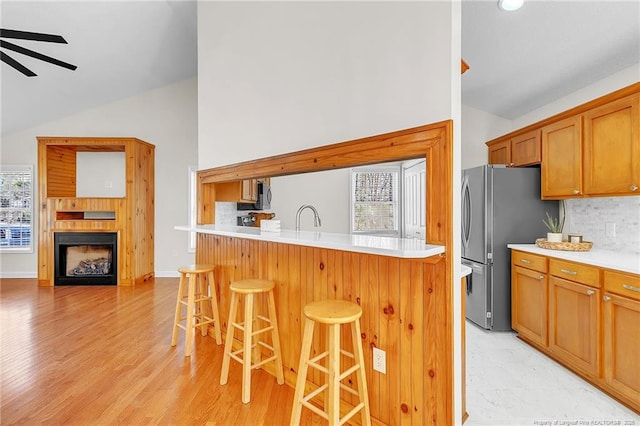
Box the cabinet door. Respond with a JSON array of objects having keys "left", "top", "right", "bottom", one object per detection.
[
  {"left": 511, "top": 129, "right": 541, "bottom": 166},
  {"left": 583, "top": 94, "right": 640, "bottom": 196},
  {"left": 488, "top": 139, "right": 510, "bottom": 165},
  {"left": 548, "top": 276, "right": 600, "bottom": 376},
  {"left": 512, "top": 265, "right": 548, "bottom": 347},
  {"left": 241, "top": 179, "right": 258, "bottom": 202},
  {"left": 603, "top": 292, "right": 640, "bottom": 407},
  {"left": 541, "top": 115, "right": 583, "bottom": 199}
]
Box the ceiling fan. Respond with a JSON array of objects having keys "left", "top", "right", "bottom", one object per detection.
[{"left": 0, "top": 28, "right": 77, "bottom": 77}]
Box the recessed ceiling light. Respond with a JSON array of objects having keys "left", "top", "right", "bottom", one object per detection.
[{"left": 498, "top": 0, "right": 524, "bottom": 11}]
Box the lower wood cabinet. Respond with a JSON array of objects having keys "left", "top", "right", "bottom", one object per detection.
[
  {"left": 603, "top": 271, "right": 640, "bottom": 407},
  {"left": 512, "top": 265, "right": 548, "bottom": 347},
  {"left": 548, "top": 276, "right": 600, "bottom": 376},
  {"left": 511, "top": 250, "right": 640, "bottom": 413}
]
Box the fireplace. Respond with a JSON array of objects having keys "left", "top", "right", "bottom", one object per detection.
[{"left": 54, "top": 232, "right": 118, "bottom": 285}]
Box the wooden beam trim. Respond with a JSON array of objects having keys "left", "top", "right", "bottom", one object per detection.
[{"left": 198, "top": 122, "right": 448, "bottom": 184}]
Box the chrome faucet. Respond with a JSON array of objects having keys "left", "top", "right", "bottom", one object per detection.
[{"left": 296, "top": 204, "right": 322, "bottom": 231}]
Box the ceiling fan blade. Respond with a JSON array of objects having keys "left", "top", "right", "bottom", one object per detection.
[
  {"left": 0, "top": 28, "right": 67, "bottom": 44},
  {"left": 0, "top": 40, "right": 76, "bottom": 71},
  {"left": 0, "top": 51, "right": 36, "bottom": 76}
]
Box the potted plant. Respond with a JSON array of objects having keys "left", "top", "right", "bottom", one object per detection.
[{"left": 543, "top": 200, "right": 565, "bottom": 242}]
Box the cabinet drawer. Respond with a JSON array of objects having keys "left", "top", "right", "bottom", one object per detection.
[
  {"left": 604, "top": 270, "right": 640, "bottom": 302},
  {"left": 549, "top": 259, "right": 600, "bottom": 288},
  {"left": 512, "top": 251, "right": 547, "bottom": 273}
]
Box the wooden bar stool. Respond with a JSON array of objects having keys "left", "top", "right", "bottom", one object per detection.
[
  {"left": 171, "top": 264, "right": 222, "bottom": 356},
  {"left": 290, "top": 299, "right": 371, "bottom": 426},
  {"left": 220, "top": 278, "right": 284, "bottom": 404}
]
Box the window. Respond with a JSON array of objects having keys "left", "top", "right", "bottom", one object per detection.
[
  {"left": 0, "top": 165, "right": 33, "bottom": 252},
  {"left": 350, "top": 166, "right": 400, "bottom": 236}
]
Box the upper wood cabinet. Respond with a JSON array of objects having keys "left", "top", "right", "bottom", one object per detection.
[
  {"left": 215, "top": 178, "right": 266, "bottom": 203},
  {"left": 487, "top": 138, "right": 510, "bottom": 165},
  {"left": 487, "top": 129, "right": 541, "bottom": 167},
  {"left": 487, "top": 82, "right": 640, "bottom": 199},
  {"left": 583, "top": 94, "right": 640, "bottom": 196},
  {"left": 541, "top": 115, "right": 583, "bottom": 198}
]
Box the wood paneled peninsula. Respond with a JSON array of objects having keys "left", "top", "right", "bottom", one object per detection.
[{"left": 190, "top": 122, "right": 457, "bottom": 425}]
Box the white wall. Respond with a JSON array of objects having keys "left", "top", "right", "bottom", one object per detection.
[
  {"left": 197, "top": 1, "right": 453, "bottom": 169},
  {"left": 513, "top": 64, "right": 640, "bottom": 129},
  {"left": 461, "top": 104, "right": 511, "bottom": 170},
  {"left": 0, "top": 78, "right": 198, "bottom": 278},
  {"left": 271, "top": 170, "right": 351, "bottom": 233}
]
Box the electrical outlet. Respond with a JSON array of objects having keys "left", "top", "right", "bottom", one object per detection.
[
  {"left": 605, "top": 222, "right": 616, "bottom": 238},
  {"left": 373, "top": 347, "right": 386, "bottom": 374}
]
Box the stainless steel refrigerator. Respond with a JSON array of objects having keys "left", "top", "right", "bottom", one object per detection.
[{"left": 461, "top": 165, "right": 557, "bottom": 331}]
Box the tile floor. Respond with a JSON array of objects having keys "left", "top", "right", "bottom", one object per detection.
[{"left": 465, "top": 321, "right": 639, "bottom": 425}]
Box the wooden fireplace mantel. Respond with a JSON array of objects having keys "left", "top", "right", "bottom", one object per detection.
[{"left": 37, "top": 137, "right": 155, "bottom": 286}]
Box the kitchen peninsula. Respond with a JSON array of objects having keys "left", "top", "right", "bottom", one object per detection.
[
  {"left": 176, "top": 225, "right": 445, "bottom": 259},
  {"left": 189, "top": 121, "right": 456, "bottom": 425}
]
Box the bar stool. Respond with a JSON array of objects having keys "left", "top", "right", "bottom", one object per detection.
[
  {"left": 171, "top": 264, "right": 222, "bottom": 356},
  {"left": 290, "top": 299, "right": 371, "bottom": 426},
  {"left": 220, "top": 278, "right": 284, "bottom": 404}
]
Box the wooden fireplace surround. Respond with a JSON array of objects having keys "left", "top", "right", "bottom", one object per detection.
[{"left": 37, "top": 137, "right": 155, "bottom": 286}]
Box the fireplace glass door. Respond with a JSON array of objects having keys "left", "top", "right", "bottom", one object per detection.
[{"left": 54, "top": 232, "right": 118, "bottom": 285}]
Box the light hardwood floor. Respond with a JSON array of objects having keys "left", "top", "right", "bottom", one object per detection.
[{"left": 0, "top": 278, "right": 325, "bottom": 425}]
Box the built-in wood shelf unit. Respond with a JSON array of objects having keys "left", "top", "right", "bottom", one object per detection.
[{"left": 37, "top": 137, "right": 155, "bottom": 286}]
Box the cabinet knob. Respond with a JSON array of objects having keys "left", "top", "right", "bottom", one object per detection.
[
  {"left": 572, "top": 189, "right": 580, "bottom": 194},
  {"left": 630, "top": 185, "right": 638, "bottom": 191},
  {"left": 603, "top": 295, "right": 611, "bottom": 302},
  {"left": 538, "top": 275, "right": 544, "bottom": 280},
  {"left": 586, "top": 289, "right": 595, "bottom": 296},
  {"left": 509, "top": 163, "right": 515, "bottom": 167}
]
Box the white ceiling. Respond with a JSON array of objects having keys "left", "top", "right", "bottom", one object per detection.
[{"left": 1, "top": 1, "right": 638, "bottom": 136}]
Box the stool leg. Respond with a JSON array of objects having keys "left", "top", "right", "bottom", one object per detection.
[
  {"left": 171, "top": 272, "right": 187, "bottom": 347},
  {"left": 290, "top": 318, "right": 315, "bottom": 426},
  {"left": 351, "top": 319, "right": 371, "bottom": 426},
  {"left": 267, "top": 290, "right": 285, "bottom": 385},
  {"left": 327, "top": 323, "right": 341, "bottom": 426},
  {"left": 207, "top": 270, "right": 223, "bottom": 345},
  {"left": 185, "top": 273, "right": 197, "bottom": 356},
  {"left": 220, "top": 291, "right": 238, "bottom": 385},
  {"left": 197, "top": 273, "right": 207, "bottom": 336},
  {"left": 242, "top": 293, "right": 254, "bottom": 404}
]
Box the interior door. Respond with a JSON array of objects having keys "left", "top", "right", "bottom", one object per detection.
[{"left": 402, "top": 159, "right": 426, "bottom": 239}]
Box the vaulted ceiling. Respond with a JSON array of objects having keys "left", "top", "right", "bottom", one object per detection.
[{"left": 1, "top": 1, "right": 638, "bottom": 136}]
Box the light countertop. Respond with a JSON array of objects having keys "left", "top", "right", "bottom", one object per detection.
[
  {"left": 176, "top": 224, "right": 445, "bottom": 259},
  {"left": 507, "top": 244, "right": 640, "bottom": 275}
]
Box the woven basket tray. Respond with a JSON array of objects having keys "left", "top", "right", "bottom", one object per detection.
[{"left": 535, "top": 238, "right": 593, "bottom": 252}]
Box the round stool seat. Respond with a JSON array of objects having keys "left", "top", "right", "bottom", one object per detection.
[
  {"left": 178, "top": 264, "right": 216, "bottom": 274},
  {"left": 229, "top": 278, "right": 274, "bottom": 294},
  {"left": 304, "top": 299, "right": 362, "bottom": 324}
]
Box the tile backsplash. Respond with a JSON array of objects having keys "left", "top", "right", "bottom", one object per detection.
[
  {"left": 215, "top": 202, "right": 239, "bottom": 225},
  {"left": 565, "top": 196, "right": 640, "bottom": 254}
]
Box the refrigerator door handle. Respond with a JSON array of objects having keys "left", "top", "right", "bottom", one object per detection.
[
  {"left": 466, "top": 272, "right": 472, "bottom": 295},
  {"left": 461, "top": 176, "right": 472, "bottom": 249}
]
